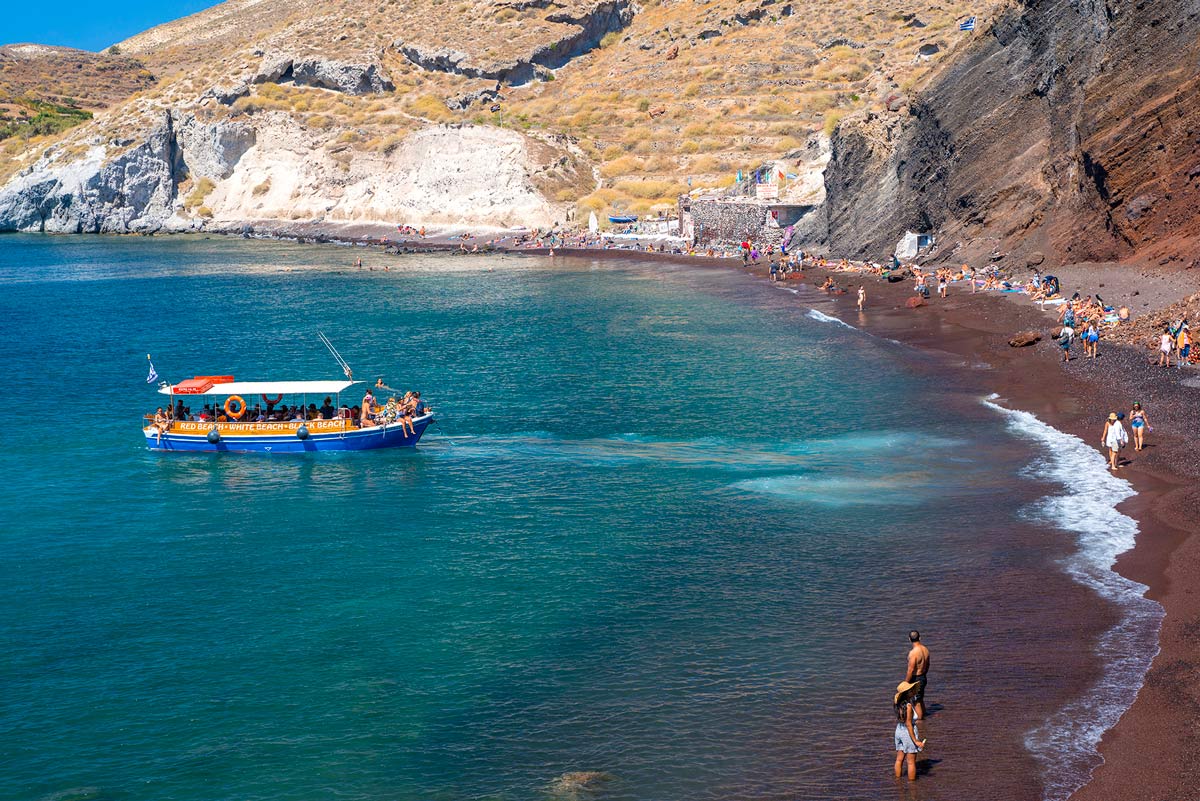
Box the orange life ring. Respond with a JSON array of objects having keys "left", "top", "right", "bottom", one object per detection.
[
  {"left": 224, "top": 395, "right": 247, "bottom": 420},
  {"left": 261, "top": 394, "right": 283, "bottom": 405}
]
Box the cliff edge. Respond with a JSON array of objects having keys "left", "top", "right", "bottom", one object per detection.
[{"left": 820, "top": 0, "right": 1200, "bottom": 268}]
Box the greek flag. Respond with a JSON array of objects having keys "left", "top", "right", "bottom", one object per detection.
[
  {"left": 146, "top": 355, "right": 158, "bottom": 384},
  {"left": 959, "top": 16, "right": 976, "bottom": 31}
]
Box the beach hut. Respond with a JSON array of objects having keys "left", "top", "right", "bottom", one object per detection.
[{"left": 895, "top": 231, "right": 935, "bottom": 260}]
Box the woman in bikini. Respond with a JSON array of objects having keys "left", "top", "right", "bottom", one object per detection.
[
  {"left": 1129, "top": 402, "right": 1151, "bottom": 451},
  {"left": 152, "top": 407, "right": 169, "bottom": 444}
]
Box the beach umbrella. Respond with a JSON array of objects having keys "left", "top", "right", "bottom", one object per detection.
[{"left": 588, "top": 211, "right": 599, "bottom": 234}]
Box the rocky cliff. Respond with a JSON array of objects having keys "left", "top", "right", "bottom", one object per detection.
[
  {"left": 0, "top": 111, "right": 562, "bottom": 233},
  {"left": 0, "top": 0, "right": 984, "bottom": 235},
  {"left": 0, "top": 112, "right": 251, "bottom": 233},
  {"left": 818, "top": 0, "right": 1200, "bottom": 266}
]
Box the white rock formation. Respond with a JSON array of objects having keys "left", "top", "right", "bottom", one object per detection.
[
  {"left": 212, "top": 120, "right": 556, "bottom": 229},
  {"left": 0, "top": 114, "right": 559, "bottom": 233}
]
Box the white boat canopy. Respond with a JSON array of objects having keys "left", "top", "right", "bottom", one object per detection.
[{"left": 159, "top": 380, "right": 362, "bottom": 396}]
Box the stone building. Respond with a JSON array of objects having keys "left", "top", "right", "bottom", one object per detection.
[{"left": 678, "top": 195, "right": 817, "bottom": 248}]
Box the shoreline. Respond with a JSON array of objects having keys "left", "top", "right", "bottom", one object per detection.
[
  {"left": 731, "top": 259, "right": 1197, "bottom": 801},
  {"left": 11, "top": 227, "right": 1197, "bottom": 798}
]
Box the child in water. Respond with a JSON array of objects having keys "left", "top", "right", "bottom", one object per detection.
[{"left": 894, "top": 681, "right": 926, "bottom": 781}]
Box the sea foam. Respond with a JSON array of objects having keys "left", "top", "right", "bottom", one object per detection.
[
  {"left": 983, "top": 396, "right": 1164, "bottom": 801},
  {"left": 805, "top": 308, "right": 855, "bottom": 328}
]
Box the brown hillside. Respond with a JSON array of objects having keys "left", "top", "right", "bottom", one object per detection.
[
  {"left": 0, "top": 44, "right": 155, "bottom": 111},
  {"left": 0, "top": 0, "right": 993, "bottom": 231},
  {"left": 93, "top": 0, "right": 989, "bottom": 219}
]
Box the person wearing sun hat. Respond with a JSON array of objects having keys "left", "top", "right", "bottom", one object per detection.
[
  {"left": 893, "top": 680, "right": 927, "bottom": 780},
  {"left": 1102, "top": 412, "right": 1129, "bottom": 471}
]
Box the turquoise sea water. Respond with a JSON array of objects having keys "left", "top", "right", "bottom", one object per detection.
[{"left": 0, "top": 236, "right": 1126, "bottom": 801}]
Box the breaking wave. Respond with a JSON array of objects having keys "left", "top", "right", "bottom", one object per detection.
[{"left": 983, "top": 395, "right": 1164, "bottom": 801}]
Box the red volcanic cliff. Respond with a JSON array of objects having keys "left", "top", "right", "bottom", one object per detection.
[{"left": 821, "top": 0, "right": 1200, "bottom": 267}]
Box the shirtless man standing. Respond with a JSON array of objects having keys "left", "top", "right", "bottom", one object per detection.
[{"left": 905, "top": 631, "right": 931, "bottom": 720}]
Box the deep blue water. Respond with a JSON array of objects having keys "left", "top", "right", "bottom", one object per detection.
[{"left": 0, "top": 235, "right": 1118, "bottom": 801}]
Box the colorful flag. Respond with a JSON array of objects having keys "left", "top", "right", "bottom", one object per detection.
[
  {"left": 146, "top": 355, "right": 158, "bottom": 384},
  {"left": 959, "top": 16, "right": 976, "bottom": 31}
]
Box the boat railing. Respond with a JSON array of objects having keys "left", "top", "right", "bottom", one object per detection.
[{"left": 144, "top": 411, "right": 432, "bottom": 432}]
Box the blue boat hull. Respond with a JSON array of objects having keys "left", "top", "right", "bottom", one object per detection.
[{"left": 145, "top": 416, "right": 434, "bottom": 453}]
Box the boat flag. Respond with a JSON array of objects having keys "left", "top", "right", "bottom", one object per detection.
[
  {"left": 959, "top": 16, "right": 976, "bottom": 31},
  {"left": 145, "top": 354, "right": 158, "bottom": 384}
]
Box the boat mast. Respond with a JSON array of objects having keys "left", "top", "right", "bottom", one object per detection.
[{"left": 318, "top": 331, "right": 353, "bottom": 380}]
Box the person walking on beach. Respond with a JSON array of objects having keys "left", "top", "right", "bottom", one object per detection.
[
  {"left": 1084, "top": 322, "right": 1099, "bottom": 359},
  {"left": 905, "top": 631, "right": 931, "bottom": 720},
  {"left": 1176, "top": 324, "right": 1191, "bottom": 369},
  {"left": 857, "top": 285, "right": 866, "bottom": 311},
  {"left": 893, "top": 681, "right": 927, "bottom": 781},
  {"left": 1058, "top": 322, "right": 1075, "bottom": 362},
  {"left": 1103, "top": 412, "right": 1129, "bottom": 470},
  {"left": 1158, "top": 326, "right": 1173, "bottom": 367},
  {"left": 1130, "top": 402, "right": 1151, "bottom": 451}
]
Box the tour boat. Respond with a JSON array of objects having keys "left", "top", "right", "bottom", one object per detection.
[{"left": 143, "top": 376, "right": 434, "bottom": 453}]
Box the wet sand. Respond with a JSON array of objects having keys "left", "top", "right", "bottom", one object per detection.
[{"left": 760, "top": 263, "right": 1200, "bottom": 801}]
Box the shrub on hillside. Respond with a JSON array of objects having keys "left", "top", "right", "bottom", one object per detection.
[{"left": 613, "top": 179, "right": 686, "bottom": 199}]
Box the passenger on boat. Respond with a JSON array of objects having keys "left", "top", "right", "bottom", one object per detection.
[
  {"left": 173, "top": 400, "right": 185, "bottom": 420},
  {"left": 361, "top": 389, "right": 376, "bottom": 427},
  {"left": 320, "top": 396, "right": 336, "bottom": 419},
  {"left": 397, "top": 393, "right": 416, "bottom": 436},
  {"left": 152, "top": 408, "right": 168, "bottom": 443},
  {"left": 307, "top": 403, "right": 319, "bottom": 420}
]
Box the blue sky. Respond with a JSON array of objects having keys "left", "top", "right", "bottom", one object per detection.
[{"left": 2, "top": 1, "right": 220, "bottom": 52}]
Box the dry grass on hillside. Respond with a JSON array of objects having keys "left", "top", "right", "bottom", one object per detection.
[
  {"left": 0, "top": 44, "right": 155, "bottom": 112},
  {"left": 1, "top": 0, "right": 1001, "bottom": 217}
]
